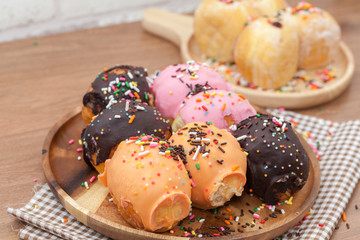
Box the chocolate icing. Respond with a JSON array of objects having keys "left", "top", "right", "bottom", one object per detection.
[
  {"left": 233, "top": 114, "right": 310, "bottom": 204},
  {"left": 186, "top": 82, "right": 213, "bottom": 98},
  {"left": 83, "top": 65, "right": 150, "bottom": 115},
  {"left": 82, "top": 100, "right": 171, "bottom": 167}
]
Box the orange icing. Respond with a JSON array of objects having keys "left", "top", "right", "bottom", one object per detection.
[
  {"left": 99, "top": 136, "right": 191, "bottom": 231},
  {"left": 170, "top": 122, "right": 247, "bottom": 209}
]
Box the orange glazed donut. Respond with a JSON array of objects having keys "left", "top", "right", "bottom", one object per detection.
[
  {"left": 99, "top": 136, "right": 191, "bottom": 232},
  {"left": 170, "top": 122, "right": 247, "bottom": 209}
]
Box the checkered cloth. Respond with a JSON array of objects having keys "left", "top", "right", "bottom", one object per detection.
[
  {"left": 268, "top": 109, "right": 360, "bottom": 240},
  {"left": 7, "top": 184, "right": 109, "bottom": 240},
  {"left": 7, "top": 110, "right": 360, "bottom": 240}
]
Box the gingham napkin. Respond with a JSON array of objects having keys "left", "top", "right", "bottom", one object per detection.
[
  {"left": 268, "top": 109, "right": 360, "bottom": 240},
  {"left": 7, "top": 184, "right": 109, "bottom": 240},
  {"left": 7, "top": 110, "right": 360, "bottom": 240}
]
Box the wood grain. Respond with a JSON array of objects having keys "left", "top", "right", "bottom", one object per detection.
[{"left": 0, "top": 0, "right": 359, "bottom": 239}]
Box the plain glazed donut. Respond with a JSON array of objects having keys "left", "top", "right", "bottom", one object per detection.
[
  {"left": 194, "top": 0, "right": 259, "bottom": 62},
  {"left": 284, "top": 2, "right": 341, "bottom": 69},
  {"left": 234, "top": 17, "right": 299, "bottom": 89},
  {"left": 246, "top": 0, "right": 287, "bottom": 17}
]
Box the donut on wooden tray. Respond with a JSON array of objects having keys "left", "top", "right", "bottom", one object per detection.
[
  {"left": 172, "top": 89, "right": 256, "bottom": 133},
  {"left": 233, "top": 114, "right": 310, "bottom": 205},
  {"left": 234, "top": 16, "right": 299, "bottom": 89},
  {"left": 194, "top": 0, "right": 259, "bottom": 62},
  {"left": 82, "top": 65, "right": 150, "bottom": 125},
  {"left": 99, "top": 136, "right": 191, "bottom": 232},
  {"left": 247, "top": 0, "right": 287, "bottom": 17},
  {"left": 152, "top": 61, "right": 231, "bottom": 122},
  {"left": 170, "top": 122, "right": 247, "bottom": 209},
  {"left": 284, "top": 1, "right": 341, "bottom": 69},
  {"left": 81, "top": 100, "right": 171, "bottom": 173}
]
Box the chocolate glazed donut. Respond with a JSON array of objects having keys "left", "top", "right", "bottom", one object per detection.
[
  {"left": 82, "top": 65, "right": 150, "bottom": 124},
  {"left": 81, "top": 100, "right": 172, "bottom": 173},
  {"left": 233, "top": 114, "right": 310, "bottom": 205}
]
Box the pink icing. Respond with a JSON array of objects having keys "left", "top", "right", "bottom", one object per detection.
[
  {"left": 178, "top": 89, "right": 257, "bottom": 133},
  {"left": 152, "top": 62, "right": 232, "bottom": 119}
]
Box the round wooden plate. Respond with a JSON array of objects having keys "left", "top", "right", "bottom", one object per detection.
[
  {"left": 142, "top": 8, "right": 355, "bottom": 109},
  {"left": 42, "top": 106, "right": 320, "bottom": 240}
]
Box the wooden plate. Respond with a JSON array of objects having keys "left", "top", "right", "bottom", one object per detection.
[
  {"left": 142, "top": 8, "right": 355, "bottom": 109},
  {"left": 42, "top": 106, "right": 320, "bottom": 239}
]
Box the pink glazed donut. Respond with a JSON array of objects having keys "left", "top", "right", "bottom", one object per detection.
[
  {"left": 152, "top": 61, "right": 232, "bottom": 120},
  {"left": 172, "top": 89, "right": 257, "bottom": 133}
]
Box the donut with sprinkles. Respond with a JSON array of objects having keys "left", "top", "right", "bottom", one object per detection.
[
  {"left": 170, "top": 122, "right": 247, "bottom": 209},
  {"left": 82, "top": 65, "right": 150, "bottom": 124},
  {"left": 233, "top": 114, "right": 310, "bottom": 204},
  {"left": 172, "top": 89, "right": 256, "bottom": 133},
  {"left": 82, "top": 100, "right": 171, "bottom": 173},
  {"left": 151, "top": 61, "right": 231, "bottom": 120},
  {"left": 99, "top": 136, "right": 191, "bottom": 232},
  {"left": 283, "top": 1, "right": 341, "bottom": 69}
]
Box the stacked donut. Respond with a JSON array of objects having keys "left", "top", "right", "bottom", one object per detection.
[
  {"left": 80, "top": 63, "right": 310, "bottom": 232},
  {"left": 151, "top": 61, "right": 257, "bottom": 131},
  {"left": 194, "top": 0, "right": 341, "bottom": 89}
]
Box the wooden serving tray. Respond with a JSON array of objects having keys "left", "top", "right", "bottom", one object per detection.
[
  {"left": 142, "top": 8, "right": 355, "bottom": 109},
  {"left": 42, "top": 106, "right": 320, "bottom": 239}
]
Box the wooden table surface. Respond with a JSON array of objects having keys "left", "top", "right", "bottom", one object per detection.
[{"left": 1, "top": 1, "right": 359, "bottom": 239}]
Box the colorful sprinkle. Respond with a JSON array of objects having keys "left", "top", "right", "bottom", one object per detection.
[
  {"left": 89, "top": 176, "right": 96, "bottom": 183},
  {"left": 195, "top": 163, "right": 200, "bottom": 170},
  {"left": 232, "top": 165, "right": 239, "bottom": 171},
  {"left": 128, "top": 115, "right": 135, "bottom": 124}
]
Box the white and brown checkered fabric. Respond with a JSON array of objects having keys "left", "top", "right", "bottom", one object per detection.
[
  {"left": 7, "top": 110, "right": 360, "bottom": 240},
  {"left": 268, "top": 109, "right": 360, "bottom": 240},
  {"left": 7, "top": 184, "right": 110, "bottom": 240}
]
